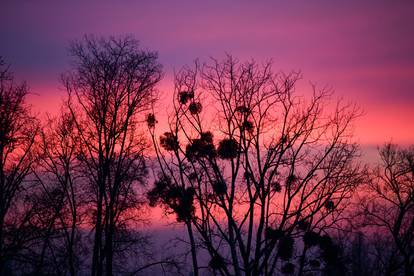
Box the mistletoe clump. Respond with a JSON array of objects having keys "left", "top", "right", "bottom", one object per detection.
[
  {"left": 186, "top": 131, "right": 216, "bottom": 160},
  {"left": 285, "top": 174, "right": 298, "bottom": 189},
  {"left": 271, "top": 181, "right": 282, "bottom": 193},
  {"left": 160, "top": 132, "right": 179, "bottom": 151},
  {"left": 147, "top": 176, "right": 196, "bottom": 222},
  {"left": 217, "top": 138, "right": 239, "bottom": 160},
  {"left": 146, "top": 113, "right": 157, "bottom": 128},
  {"left": 303, "top": 231, "right": 320, "bottom": 247},
  {"left": 309, "top": 259, "right": 320, "bottom": 268},
  {"left": 178, "top": 90, "right": 194, "bottom": 105},
  {"left": 189, "top": 101, "right": 202, "bottom": 115},
  {"left": 235, "top": 105, "right": 250, "bottom": 115},
  {"left": 212, "top": 180, "right": 227, "bottom": 195},
  {"left": 209, "top": 254, "right": 226, "bottom": 270}
]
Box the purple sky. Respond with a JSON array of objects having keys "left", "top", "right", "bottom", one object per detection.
[{"left": 1, "top": 0, "right": 413, "bottom": 145}]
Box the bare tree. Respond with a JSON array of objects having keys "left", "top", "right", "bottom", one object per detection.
[
  {"left": 0, "top": 57, "right": 39, "bottom": 275},
  {"left": 62, "top": 36, "right": 162, "bottom": 275},
  {"left": 148, "top": 56, "right": 366, "bottom": 275},
  {"left": 30, "top": 109, "right": 85, "bottom": 275},
  {"left": 360, "top": 144, "right": 414, "bottom": 276}
]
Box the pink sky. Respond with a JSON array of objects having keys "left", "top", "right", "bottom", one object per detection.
[{"left": 1, "top": 0, "right": 413, "bottom": 146}]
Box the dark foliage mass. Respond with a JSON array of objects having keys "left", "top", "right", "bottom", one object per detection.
[
  {"left": 185, "top": 131, "right": 216, "bottom": 160},
  {"left": 160, "top": 132, "right": 180, "bottom": 151},
  {"left": 217, "top": 138, "right": 239, "bottom": 160},
  {"left": 0, "top": 38, "right": 412, "bottom": 276}
]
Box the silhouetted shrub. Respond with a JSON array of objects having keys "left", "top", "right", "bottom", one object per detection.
[
  {"left": 265, "top": 227, "right": 284, "bottom": 241},
  {"left": 212, "top": 180, "right": 227, "bottom": 195},
  {"left": 303, "top": 231, "right": 320, "bottom": 247},
  {"left": 278, "top": 235, "right": 294, "bottom": 261},
  {"left": 146, "top": 113, "right": 157, "bottom": 128},
  {"left": 186, "top": 131, "right": 216, "bottom": 160},
  {"left": 178, "top": 90, "right": 194, "bottom": 104},
  {"left": 281, "top": 263, "right": 295, "bottom": 274},
  {"left": 160, "top": 132, "right": 179, "bottom": 151},
  {"left": 217, "top": 138, "right": 239, "bottom": 159},
  {"left": 189, "top": 101, "right": 202, "bottom": 115}
]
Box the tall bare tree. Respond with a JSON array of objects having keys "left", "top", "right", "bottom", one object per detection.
[
  {"left": 148, "top": 56, "right": 366, "bottom": 276},
  {"left": 0, "top": 57, "right": 39, "bottom": 274},
  {"left": 62, "top": 36, "right": 162, "bottom": 275},
  {"left": 31, "top": 110, "right": 84, "bottom": 275},
  {"left": 360, "top": 144, "right": 414, "bottom": 276}
]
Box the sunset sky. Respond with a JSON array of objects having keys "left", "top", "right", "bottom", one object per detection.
[{"left": 1, "top": 0, "right": 413, "bottom": 147}]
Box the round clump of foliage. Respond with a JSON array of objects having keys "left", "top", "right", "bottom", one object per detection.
[
  {"left": 278, "top": 235, "right": 294, "bottom": 261},
  {"left": 209, "top": 255, "right": 225, "bottom": 270},
  {"left": 217, "top": 138, "right": 239, "bottom": 160},
  {"left": 271, "top": 181, "right": 282, "bottom": 193},
  {"left": 303, "top": 231, "right": 320, "bottom": 247},
  {"left": 244, "top": 171, "right": 251, "bottom": 180},
  {"left": 178, "top": 90, "right": 194, "bottom": 105},
  {"left": 147, "top": 176, "right": 172, "bottom": 207},
  {"left": 166, "top": 186, "right": 196, "bottom": 222},
  {"left": 189, "top": 101, "right": 202, "bottom": 115},
  {"left": 147, "top": 176, "right": 196, "bottom": 222},
  {"left": 186, "top": 131, "right": 216, "bottom": 160},
  {"left": 318, "top": 234, "right": 340, "bottom": 265},
  {"left": 309, "top": 259, "right": 320, "bottom": 268},
  {"left": 241, "top": 120, "right": 254, "bottom": 133},
  {"left": 146, "top": 113, "right": 157, "bottom": 128},
  {"left": 281, "top": 263, "right": 295, "bottom": 275},
  {"left": 212, "top": 180, "right": 227, "bottom": 195},
  {"left": 160, "top": 132, "right": 179, "bottom": 151}
]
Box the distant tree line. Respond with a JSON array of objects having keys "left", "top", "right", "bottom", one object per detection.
[{"left": 0, "top": 36, "right": 412, "bottom": 275}]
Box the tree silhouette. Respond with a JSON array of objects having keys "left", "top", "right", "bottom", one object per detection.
[
  {"left": 148, "top": 56, "right": 367, "bottom": 275},
  {"left": 31, "top": 110, "right": 84, "bottom": 275},
  {"left": 62, "top": 36, "right": 162, "bottom": 275},
  {"left": 0, "top": 57, "right": 40, "bottom": 274},
  {"left": 360, "top": 144, "right": 414, "bottom": 276}
]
